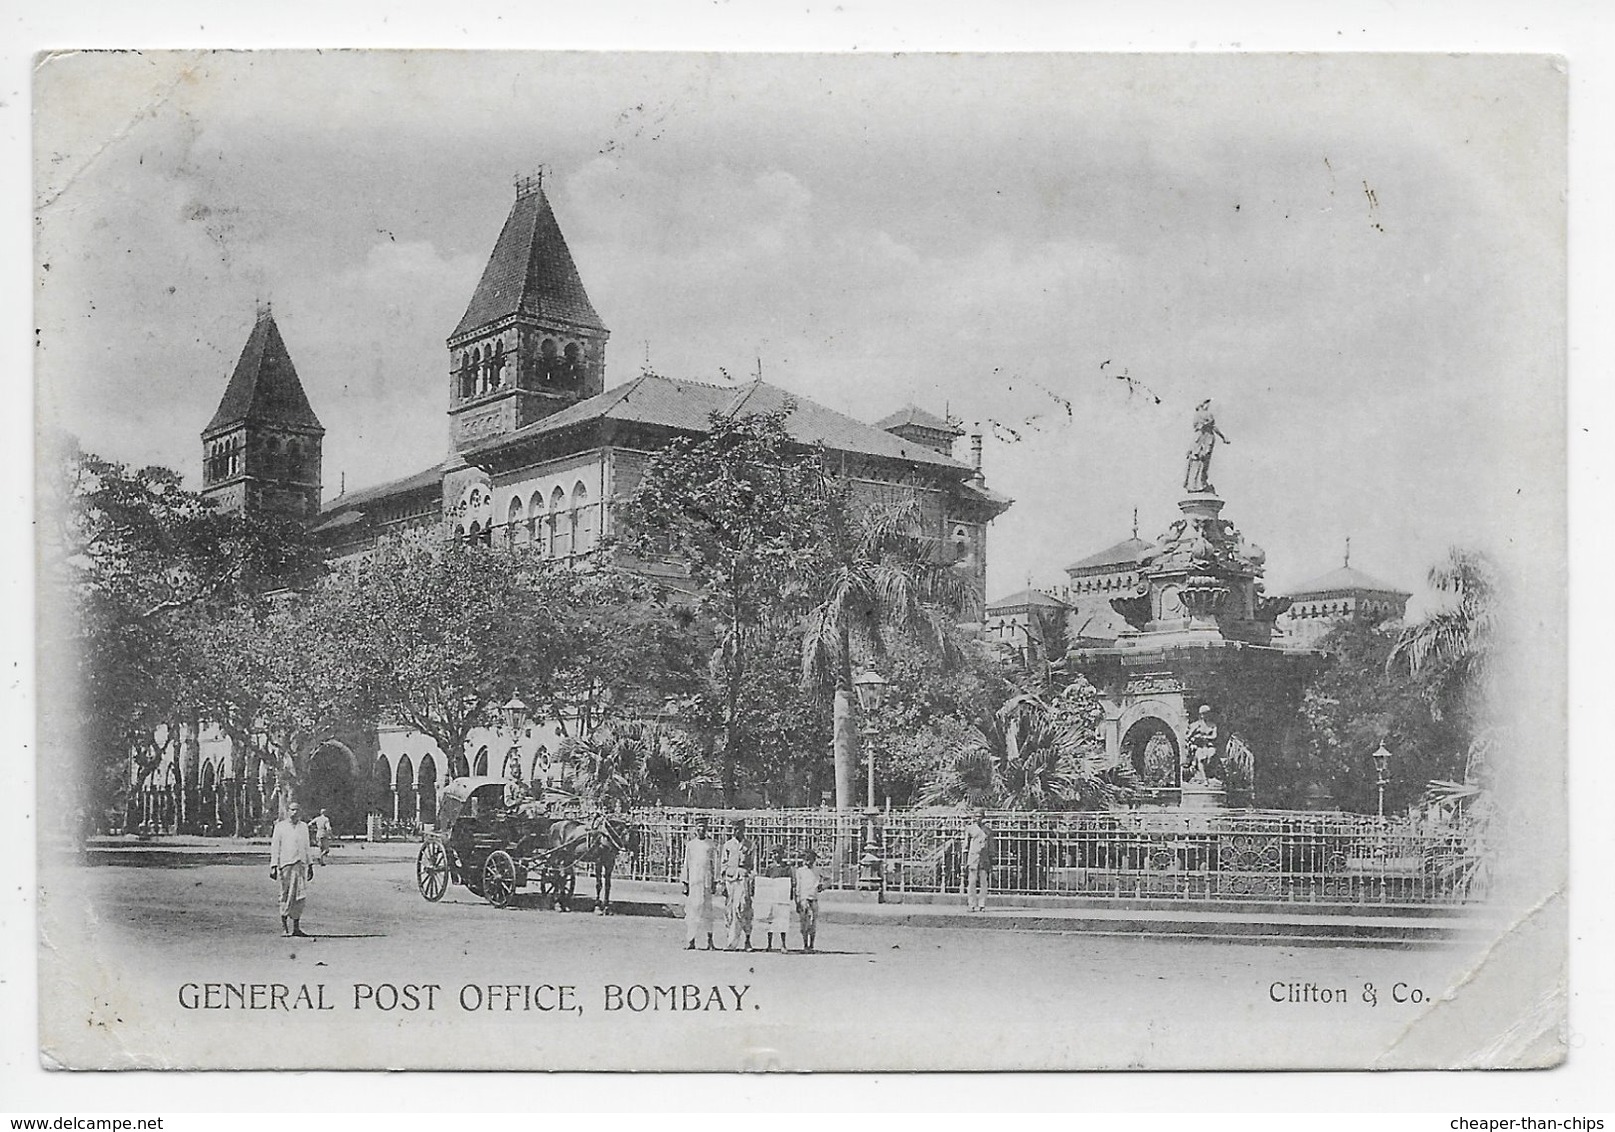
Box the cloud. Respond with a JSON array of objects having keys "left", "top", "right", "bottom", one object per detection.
[{"left": 34, "top": 52, "right": 1563, "bottom": 611}]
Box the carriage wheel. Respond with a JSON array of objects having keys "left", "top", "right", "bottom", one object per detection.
[
  {"left": 482, "top": 850, "right": 518, "bottom": 909},
  {"left": 417, "top": 841, "right": 450, "bottom": 902}
]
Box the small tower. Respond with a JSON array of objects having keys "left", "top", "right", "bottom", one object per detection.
[
  {"left": 874, "top": 404, "right": 964, "bottom": 456},
  {"left": 200, "top": 305, "right": 324, "bottom": 519},
  {"left": 446, "top": 171, "right": 610, "bottom": 450}
]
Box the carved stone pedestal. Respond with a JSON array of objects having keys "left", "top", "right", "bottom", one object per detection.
[{"left": 1179, "top": 783, "right": 1227, "bottom": 809}]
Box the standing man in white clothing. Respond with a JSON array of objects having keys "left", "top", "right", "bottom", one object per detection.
[
  {"left": 680, "top": 818, "right": 718, "bottom": 950},
  {"left": 720, "top": 818, "right": 754, "bottom": 952},
  {"left": 270, "top": 802, "right": 315, "bottom": 937},
  {"left": 962, "top": 811, "right": 993, "bottom": 912}
]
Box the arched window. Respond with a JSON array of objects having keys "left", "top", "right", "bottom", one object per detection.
[
  {"left": 572, "top": 481, "right": 594, "bottom": 554},
  {"left": 528, "top": 491, "right": 545, "bottom": 552},
  {"left": 563, "top": 342, "right": 582, "bottom": 385},
  {"left": 416, "top": 754, "right": 438, "bottom": 825},
  {"left": 473, "top": 346, "right": 486, "bottom": 396},
  {"left": 550, "top": 486, "right": 569, "bottom": 557},
  {"left": 501, "top": 749, "right": 523, "bottom": 781},
  {"left": 507, "top": 496, "right": 527, "bottom": 546},
  {"left": 540, "top": 338, "right": 558, "bottom": 383},
  {"left": 473, "top": 747, "right": 489, "bottom": 777},
  {"left": 393, "top": 755, "right": 414, "bottom": 825}
]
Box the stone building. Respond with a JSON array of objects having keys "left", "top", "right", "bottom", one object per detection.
[
  {"left": 199, "top": 306, "right": 325, "bottom": 520},
  {"left": 1279, "top": 554, "right": 1412, "bottom": 646},
  {"left": 166, "top": 173, "right": 1012, "bottom": 835},
  {"left": 984, "top": 587, "right": 1069, "bottom": 650}
]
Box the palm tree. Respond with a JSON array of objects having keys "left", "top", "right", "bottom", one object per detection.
[
  {"left": 556, "top": 718, "right": 714, "bottom": 811},
  {"left": 1389, "top": 547, "right": 1498, "bottom": 786},
  {"left": 920, "top": 683, "right": 1135, "bottom": 810},
  {"left": 799, "top": 495, "right": 978, "bottom": 810},
  {"left": 1388, "top": 548, "right": 1497, "bottom": 717}
]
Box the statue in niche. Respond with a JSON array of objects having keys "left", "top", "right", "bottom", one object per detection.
[
  {"left": 1183, "top": 704, "right": 1222, "bottom": 785},
  {"left": 1184, "top": 398, "right": 1230, "bottom": 494}
]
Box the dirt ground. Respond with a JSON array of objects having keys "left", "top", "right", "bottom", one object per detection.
[{"left": 33, "top": 847, "right": 1549, "bottom": 1071}]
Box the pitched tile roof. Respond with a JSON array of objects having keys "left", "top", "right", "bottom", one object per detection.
[
  {"left": 451, "top": 185, "right": 605, "bottom": 339},
  {"left": 317, "top": 462, "right": 444, "bottom": 521},
  {"left": 873, "top": 404, "right": 961, "bottom": 435},
  {"left": 1064, "top": 536, "right": 1151, "bottom": 575},
  {"left": 958, "top": 479, "right": 1014, "bottom": 510},
  {"left": 985, "top": 587, "right": 1070, "bottom": 614},
  {"left": 1285, "top": 565, "right": 1410, "bottom": 598},
  {"left": 204, "top": 312, "right": 323, "bottom": 435},
  {"left": 462, "top": 375, "right": 972, "bottom": 470},
  {"left": 725, "top": 382, "right": 969, "bottom": 468}
]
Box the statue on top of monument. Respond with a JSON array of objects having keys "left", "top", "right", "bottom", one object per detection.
[{"left": 1184, "top": 398, "right": 1230, "bottom": 495}]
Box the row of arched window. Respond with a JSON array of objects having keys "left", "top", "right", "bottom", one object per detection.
[
  {"left": 203, "top": 433, "right": 313, "bottom": 484},
  {"left": 455, "top": 336, "right": 589, "bottom": 402},
  {"left": 203, "top": 436, "right": 243, "bottom": 483},
  {"left": 1066, "top": 571, "right": 1139, "bottom": 597},
  {"left": 456, "top": 482, "right": 599, "bottom": 556},
  {"left": 1292, "top": 598, "right": 1401, "bottom": 620},
  {"left": 458, "top": 342, "right": 509, "bottom": 400}
]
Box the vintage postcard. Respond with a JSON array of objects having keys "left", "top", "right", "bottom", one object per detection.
[{"left": 32, "top": 50, "right": 1567, "bottom": 1072}]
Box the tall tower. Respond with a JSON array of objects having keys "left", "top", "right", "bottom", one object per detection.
[
  {"left": 446, "top": 172, "right": 610, "bottom": 450},
  {"left": 200, "top": 306, "right": 324, "bottom": 518}
]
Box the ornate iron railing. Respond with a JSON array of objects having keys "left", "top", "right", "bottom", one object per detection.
[{"left": 613, "top": 807, "right": 1487, "bottom": 906}]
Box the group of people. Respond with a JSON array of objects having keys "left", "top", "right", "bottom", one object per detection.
[
  {"left": 267, "top": 803, "right": 334, "bottom": 938},
  {"left": 268, "top": 802, "right": 994, "bottom": 941},
  {"left": 680, "top": 818, "right": 822, "bottom": 953}
]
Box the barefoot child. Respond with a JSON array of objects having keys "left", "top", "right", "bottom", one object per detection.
[{"left": 757, "top": 845, "right": 794, "bottom": 952}]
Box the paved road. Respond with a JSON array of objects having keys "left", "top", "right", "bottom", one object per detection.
[{"left": 36, "top": 848, "right": 1525, "bottom": 1072}]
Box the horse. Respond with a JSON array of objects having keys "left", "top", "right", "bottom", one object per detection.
[
  {"left": 582, "top": 812, "right": 638, "bottom": 915},
  {"left": 519, "top": 812, "right": 637, "bottom": 914}
]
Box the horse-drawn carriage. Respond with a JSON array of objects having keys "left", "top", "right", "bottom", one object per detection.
[{"left": 414, "top": 777, "right": 634, "bottom": 911}]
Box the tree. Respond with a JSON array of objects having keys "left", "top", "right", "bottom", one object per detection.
[
  {"left": 727, "top": 624, "right": 835, "bottom": 806},
  {"left": 314, "top": 536, "right": 573, "bottom": 780},
  {"left": 1267, "top": 618, "right": 1466, "bottom": 813},
  {"left": 867, "top": 636, "right": 1020, "bottom": 807},
  {"left": 535, "top": 565, "right": 711, "bottom": 741},
  {"left": 38, "top": 435, "right": 323, "bottom": 835},
  {"left": 1389, "top": 547, "right": 1498, "bottom": 747},
  {"left": 178, "top": 594, "right": 371, "bottom": 828},
  {"left": 799, "top": 491, "right": 978, "bottom": 809},
  {"left": 616, "top": 403, "right": 830, "bottom": 803},
  {"left": 920, "top": 678, "right": 1134, "bottom": 810},
  {"left": 556, "top": 718, "right": 715, "bottom": 810}
]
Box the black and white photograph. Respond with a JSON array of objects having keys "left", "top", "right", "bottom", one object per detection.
[{"left": 27, "top": 47, "right": 1570, "bottom": 1077}]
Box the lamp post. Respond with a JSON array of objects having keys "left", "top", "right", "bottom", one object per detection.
[
  {"left": 498, "top": 696, "right": 527, "bottom": 784},
  {"left": 853, "top": 667, "right": 890, "bottom": 897},
  {"left": 1371, "top": 742, "right": 1393, "bottom": 822}
]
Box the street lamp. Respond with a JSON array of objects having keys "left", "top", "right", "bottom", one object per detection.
[
  {"left": 498, "top": 695, "right": 528, "bottom": 731},
  {"left": 852, "top": 667, "right": 890, "bottom": 896},
  {"left": 1371, "top": 742, "right": 1393, "bottom": 821},
  {"left": 853, "top": 668, "right": 890, "bottom": 807},
  {"left": 498, "top": 696, "right": 528, "bottom": 784}
]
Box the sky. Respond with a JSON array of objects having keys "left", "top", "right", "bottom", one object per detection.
[{"left": 34, "top": 51, "right": 1565, "bottom": 608}]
